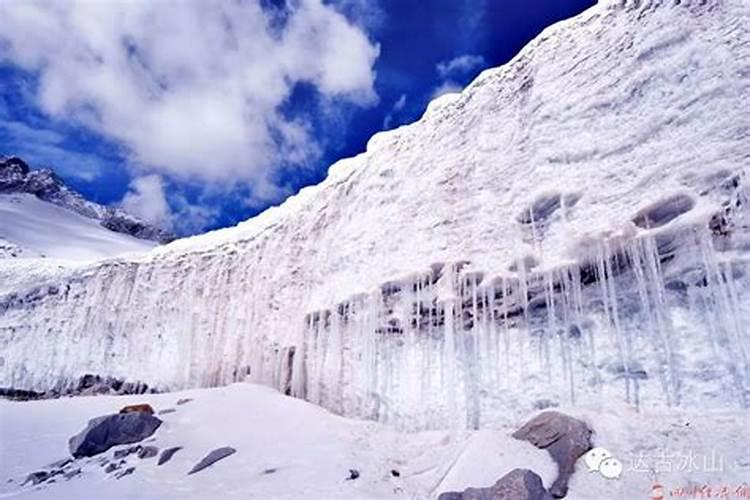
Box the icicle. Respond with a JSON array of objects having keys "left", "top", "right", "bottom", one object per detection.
[
  {"left": 697, "top": 230, "right": 749, "bottom": 403},
  {"left": 544, "top": 269, "right": 555, "bottom": 385},
  {"left": 501, "top": 277, "right": 511, "bottom": 388}
]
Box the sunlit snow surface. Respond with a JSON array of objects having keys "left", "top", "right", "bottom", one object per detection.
[
  {"left": 0, "top": 194, "right": 156, "bottom": 261},
  {"left": 1, "top": 384, "right": 749, "bottom": 500},
  {"left": 1, "top": 0, "right": 750, "bottom": 429}
]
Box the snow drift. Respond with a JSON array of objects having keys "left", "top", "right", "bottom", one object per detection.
[{"left": 1, "top": 0, "right": 749, "bottom": 429}]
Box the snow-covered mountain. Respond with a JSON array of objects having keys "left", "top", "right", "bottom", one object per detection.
[
  {"left": 1, "top": 0, "right": 749, "bottom": 431},
  {"left": 0, "top": 194, "right": 158, "bottom": 261},
  {"left": 0, "top": 156, "right": 174, "bottom": 248}
]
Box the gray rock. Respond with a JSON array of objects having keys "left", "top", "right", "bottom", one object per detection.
[
  {"left": 114, "top": 445, "right": 142, "bottom": 459},
  {"left": 159, "top": 408, "right": 176, "bottom": 415},
  {"left": 0, "top": 387, "right": 44, "bottom": 401},
  {"left": 45, "top": 457, "right": 72, "bottom": 469},
  {"left": 69, "top": 413, "right": 162, "bottom": 458},
  {"left": 438, "top": 469, "right": 553, "bottom": 500},
  {"left": 158, "top": 447, "right": 182, "bottom": 466},
  {"left": 104, "top": 464, "right": 119, "bottom": 474},
  {"left": 346, "top": 469, "right": 360, "bottom": 480},
  {"left": 187, "top": 447, "right": 236, "bottom": 475},
  {"left": 176, "top": 398, "right": 193, "bottom": 406},
  {"left": 115, "top": 467, "right": 135, "bottom": 479},
  {"left": 138, "top": 446, "right": 159, "bottom": 459},
  {"left": 22, "top": 471, "right": 50, "bottom": 486},
  {"left": 438, "top": 493, "right": 463, "bottom": 500},
  {"left": 63, "top": 468, "right": 82, "bottom": 480},
  {"left": 511, "top": 411, "right": 592, "bottom": 498}
]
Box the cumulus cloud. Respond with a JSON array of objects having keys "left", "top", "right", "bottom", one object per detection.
[
  {"left": 0, "top": 0, "right": 380, "bottom": 201},
  {"left": 120, "top": 175, "right": 173, "bottom": 228},
  {"left": 436, "top": 54, "right": 486, "bottom": 79},
  {"left": 431, "top": 54, "right": 486, "bottom": 102},
  {"left": 120, "top": 174, "right": 219, "bottom": 234},
  {"left": 0, "top": 119, "right": 105, "bottom": 181},
  {"left": 331, "top": 0, "right": 387, "bottom": 30}
]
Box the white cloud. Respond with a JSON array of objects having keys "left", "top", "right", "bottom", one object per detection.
[
  {"left": 392, "top": 94, "right": 407, "bottom": 112},
  {"left": 0, "top": 0, "right": 380, "bottom": 195},
  {"left": 120, "top": 174, "right": 219, "bottom": 234},
  {"left": 436, "top": 54, "right": 486, "bottom": 79},
  {"left": 382, "top": 93, "right": 407, "bottom": 130},
  {"left": 0, "top": 120, "right": 104, "bottom": 181},
  {"left": 331, "top": 0, "right": 386, "bottom": 30},
  {"left": 429, "top": 54, "right": 486, "bottom": 104},
  {"left": 120, "top": 175, "right": 172, "bottom": 228},
  {"left": 430, "top": 81, "right": 464, "bottom": 101}
]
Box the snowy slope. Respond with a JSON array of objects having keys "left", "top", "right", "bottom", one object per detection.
[
  {"left": 0, "top": 156, "right": 174, "bottom": 244},
  {"left": 1, "top": 0, "right": 750, "bottom": 429},
  {"left": 0, "top": 194, "right": 156, "bottom": 261},
  {"left": 1, "top": 383, "right": 749, "bottom": 500}
]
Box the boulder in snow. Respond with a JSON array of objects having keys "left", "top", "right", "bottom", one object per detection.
[
  {"left": 138, "top": 445, "right": 159, "bottom": 459},
  {"left": 158, "top": 446, "right": 182, "bottom": 466},
  {"left": 115, "top": 467, "right": 135, "bottom": 480},
  {"left": 22, "top": 471, "right": 50, "bottom": 486},
  {"left": 511, "top": 411, "right": 592, "bottom": 498},
  {"left": 68, "top": 413, "right": 162, "bottom": 458},
  {"left": 438, "top": 468, "right": 553, "bottom": 500}
]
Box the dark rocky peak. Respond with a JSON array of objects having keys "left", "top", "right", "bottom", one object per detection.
[
  {"left": 0, "top": 156, "right": 31, "bottom": 190},
  {"left": 0, "top": 156, "right": 30, "bottom": 174},
  {"left": 0, "top": 155, "right": 175, "bottom": 244}
]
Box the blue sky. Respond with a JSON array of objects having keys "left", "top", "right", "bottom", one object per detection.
[{"left": 0, "top": 0, "right": 594, "bottom": 235}]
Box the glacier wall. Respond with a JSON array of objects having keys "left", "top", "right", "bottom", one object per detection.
[
  {"left": 1, "top": 0, "right": 750, "bottom": 428},
  {"left": 302, "top": 224, "right": 750, "bottom": 430}
]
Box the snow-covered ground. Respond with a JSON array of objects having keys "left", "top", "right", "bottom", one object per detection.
[
  {"left": 0, "top": 194, "right": 156, "bottom": 261},
  {"left": 1, "top": 383, "right": 748, "bottom": 499}
]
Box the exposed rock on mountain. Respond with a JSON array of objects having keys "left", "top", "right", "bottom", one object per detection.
[
  {"left": 0, "top": 156, "right": 174, "bottom": 244},
  {"left": 68, "top": 412, "right": 162, "bottom": 458}
]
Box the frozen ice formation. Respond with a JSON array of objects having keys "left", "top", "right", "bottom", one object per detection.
[{"left": 1, "top": 0, "right": 749, "bottom": 429}]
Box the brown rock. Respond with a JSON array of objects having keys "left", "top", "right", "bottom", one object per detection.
[
  {"left": 119, "top": 404, "right": 155, "bottom": 415},
  {"left": 511, "top": 411, "right": 592, "bottom": 498}
]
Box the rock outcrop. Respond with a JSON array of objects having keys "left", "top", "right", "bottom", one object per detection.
[
  {"left": 68, "top": 412, "right": 163, "bottom": 458},
  {"left": 187, "top": 447, "right": 237, "bottom": 475},
  {"left": 438, "top": 468, "right": 553, "bottom": 500},
  {"left": 157, "top": 447, "right": 182, "bottom": 466},
  {"left": 511, "top": 412, "right": 592, "bottom": 498}
]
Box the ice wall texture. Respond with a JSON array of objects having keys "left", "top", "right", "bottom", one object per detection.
[{"left": 1, "top": 0, "right": 749, "bottom": 428}]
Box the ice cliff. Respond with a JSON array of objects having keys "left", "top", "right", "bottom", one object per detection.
[{"left": 1, "top": 0, "right": 749, "bottom": 429}]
